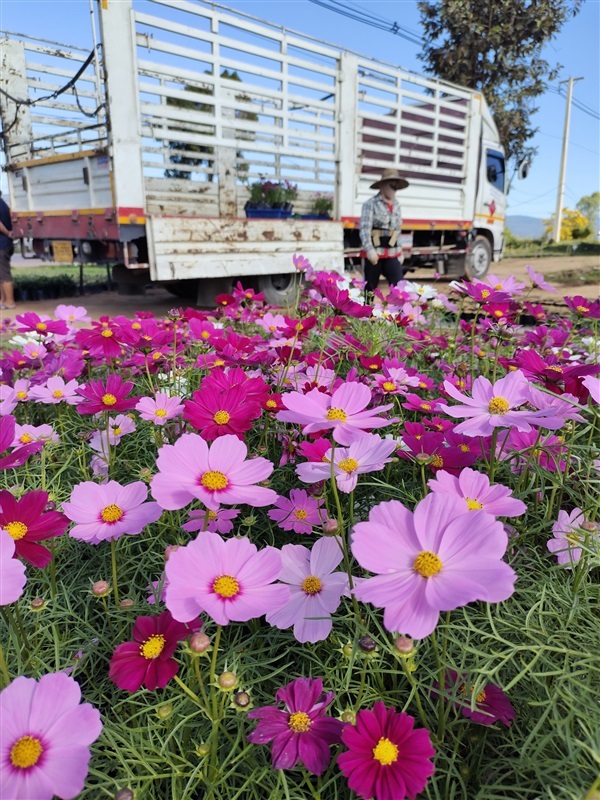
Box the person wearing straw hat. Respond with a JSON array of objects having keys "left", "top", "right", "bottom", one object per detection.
[{"left": 359, "top": 168, "right": 409, "bottom": 293}]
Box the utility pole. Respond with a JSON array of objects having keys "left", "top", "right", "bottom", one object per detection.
[{"left": 553, "top": 76, "right": 583, "bottom": 242}]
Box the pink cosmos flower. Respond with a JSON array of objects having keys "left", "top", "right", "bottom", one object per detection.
[
  {"left": 0, "top": 672, "right": 102, "bottom": 800},
  {"left": 268, "top": 489, "right": 325, "bottom": 534},
  {"left": 164, "top": 531, "right": 288, "bottom": 625},
  {"left": 183, "top": 384, "right": 262, "bottom": 440},
  {"left": 29, "top": 376, "right": 81, "bottom": 405},
  {"left": 338, "top": 702, "right": 435, "bottom": 800},
  {"left": 0, "top": 490, "right": 69, "bottom": 569},
  {"left": 136, "top": 392, "right": 184, "bottom": 425},
  {"left": 0, "top": 531, "right": 27, "bottom": 605},
  {"left": 435, "top": 670, "right": 515, "bottom": 727},
  {"left": 266, "top": 537, "right": 349, "bottom": 642},
  {"left": 12, "top": 424, "right": 59, "bottom": 448},
  {"left": 54, "top": 304, "right": 91, "bottom": 323},
  {"left": 441, "top": 370, "right": 544, "bottom": 436},
  {"left": 351, "top": 493, "right": 517, "bottom": 638},
  {"left": 278, "top": 382, "right": 395, "bottom": 445},
  {"left": 76, "top": 375, "right": 140, "bottom": 415},
  {"left": 547, "top": 508, "right": 599, "bottom": 568},
  {"left": 372, "top": 367, "right": 419, "bottom": 396},
  {"left": 0, "top": 386, "right": 17, "bottom": 417},
  {"left": 428, "top": 468, "right": 526, "bottom": 518},
  {"left": 63, "top": 480, "right": 163, "bottom": 544},
  {"left": 526, "top": 264, "right": 557, "bottom": 293},
  {"left": 23, "top": 341, "right": 48, "bottom": 362},
  {"left": 109, "top": 610, "right": 201, "bottom": 692},
  {"left": 15, "top": 310, "right": 69, "bottom": 336},
  {"left": 182, "top": 507, "right": 241, "bottom": 534},
  {"left": 582, "top": 375, "right": 600, "bottom": 404},
  {"left": 247, "top": 677, "right": 344, "bottom": 775},
  {"left": 0, "top": 416, "right": 44, "bottom": 471},
  {"left": 484, "top": 273, "right": 526, "bottom": 296},
  {"left": 151, "top": 433, "right": 278, "bottom": 511},
  {"left": 12, "top": 378, "right": 31, "bottom": 402},
  {"left": 296, "top": 434, "right": 397, "bottom": 493}
]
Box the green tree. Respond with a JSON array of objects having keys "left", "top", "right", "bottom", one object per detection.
[
  {"left": 417, "top": 0, "right": 582, "bottom": 167},
  {"left": 576, "top": 191, "right": 600, "bottom": 237}
]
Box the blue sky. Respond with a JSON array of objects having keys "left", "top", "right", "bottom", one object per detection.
[{"left": 1, "top": 0, "right": 598, "bottom": 220}]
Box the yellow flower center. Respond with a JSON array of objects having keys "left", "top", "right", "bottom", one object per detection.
[
  {"left": 547, "top": 365, "right": 563, "bottom": 373},
  {"left": 213, "top": 410, "right": 231, "bottom": 425},
  {"left": 338, "top": 457, "right": 359, "bottom": 473},
  {"left": 140, "top": 634, "right": 166, "bottom": 659},
  {"left": 566, "top": 532, "right": 582, "bottom": 546},
  {"left": 372, "top": 737, "right": 399, "bottom": 766},
  {"left": 201, "top": 471, "right": 228, "bottom": 491},
  {"left": 132, "top": 322, "right": 141, "bottom": 330},
  {"left": 488, "top": 396, "right": 510, "bottom": 415},
  {"left": 4, "top": 521, "right": 28, "bottom": 540},
  {"left": 207, "top": 510, "right": 218, "bottom": 520},
  {"left": 301, "top": 575, "right": 323, "bottom": 595},
  {"left": 102, "top": 393, "right": 118, "bottom": 406},
  {"left": 100, "top": 504, "right": 124, "bottom": 523},
  {"left": 368, "top": 363, "right": 379, "bottom": 370},
  {"left": 101, "top": 329, "right": 114, "bottom": 338},
  {"left": 476, "top": 689, "right": 487, "bottom": 703},
  {"left": 576, "top": 305, "right": 589, "bottom": 314},
  {"left": 36, "top": 322, "right": 47, "bottom": 332},
  {"left": 16, "top": 391, "right": 28, "bottom": 400},
  {"left": 154, "top": 408, "right": 167, "bottom": 417},
  {"left": 480, "top": 289, "right": 490, "bottom": 299},
  {"left": 214, "top": 359, "right": 225, "bottom": 367},
  {"left": 382, "top": 381, "right": 396, "bottom": 392},
  {"left": 10, "top": 735, "right": 43, "bottom": 769},
  {"left": 30, "top": 352, "right": 39, "bottom": 358},
  {"left": 266, "top": 400, "right": 277, "bottom": 409},
  {"left": 152, "top": 352, "right": 162, "bottom": 360},
  {"left": 431, "top": 455, "right": 444, "bottom": 468},
  {"left": 19, "top": 433, "right": 34, "bottom": 444},
  {"left": 294, "top": 509, "right": 308, "bottom": 520},
  {"left": 459, "top": 444, "right": 471, "bottom": 452},
  {"left": 326, "top": 407, "right": 348, "bottom": 422},
  {"left": 465, "top": 498, "right": 483, "bottom": 510},
  {"left": 420, "top": 402, "right": 432, "bottom": 410},
  {"left": 413, "top": 550, "right": 443, "bottom": 578},
  {"left": 212, "top": 575, "right": 240, "bottom": 598},
  {"left": 288, "top": 711, "right": 312, "bottom": 732},
  {"left": 52, "top": 389, "right": 64, "bottom": 398},
  {"left": 201, "top": 330, "right": 210, "bottom": 339}
]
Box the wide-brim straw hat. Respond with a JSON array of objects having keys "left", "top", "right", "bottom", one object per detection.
[{"left": 370, "top": 168, "right": 409, "bottom": 191}]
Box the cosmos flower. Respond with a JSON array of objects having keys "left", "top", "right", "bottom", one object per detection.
[
  {"left": 54, "top": 304, "right": 91, "bottom": 323},
  {"left": 427, "top": 468, "right": 527, "bottom": 518},
  {"left": 434, "top": 670, "right": 515, "bottom": 726},
  {"left": 29, "top": 376, "right": 81, "bottom": 405},
  {"left": 547, "top": 508, "right": 599, "bottom": 568},
  {"left": 268, "top": 489, "right": 325, "bottom": 534},
  {"left": 526, "top": 265, "right": 557, "bottom": 293},
  {"left": 109, "top": 610, "right": 201, "bottom": 692},
  {"left": 63, "top": 481, "right": 162, "bottom": 544},
  {"left": 247, "top": 677, "right": 344, "bottom": 775},
  {"left": 0, "top": 531, "right": 27, "bottom": 605},
  {"left": 182, "top": 507, "right": 240, "bottom": 534},
  {"left": 15, "top": 311, "right": 69, "bottom": 336},
  {"left": 151, "top": 433, "right": 277, "bottom": 511},
  {"left": 0, "top": 672, "right": 102, "bottom": 800},
  {"left": 76, "top": 375, "right": 140, "bottom": 415},
  {"left": 266, "top": 537, "right": 349, "bottom": 642},
  {"left": 0, "top": 416, "right": 43, "bottom": 471},
  {"left": 351, "top": 493, "right": 516, "bottom": 638},
  {"left": 0, "top": 490, "right": 69, "bottom": 568},
  {"left": 136, "top": 393, "right": 184, "bottom": 425},
  {"left": 338, "top": 702, "right": 435, "bottom": 800},
  {"left": 0, "top": 385, "right": 17, "bottom": 417},
  {"left": 165, "top": 531, "right": 288, "bottom": 625},
  {"left": 183, "top": 385, "right": 262, "bottom": 440}
]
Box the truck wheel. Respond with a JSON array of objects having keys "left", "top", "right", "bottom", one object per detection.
[
  {"left": 466, "top": 236, "right": 492, "bottom": 280},
  {"left": 257, "top": 273, "right": 301, "bottom": 306}
]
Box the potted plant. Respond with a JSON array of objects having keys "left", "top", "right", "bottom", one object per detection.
[
  {"left": 245, "top": 178, "right": 298, "bottom": 219},
  {"left": 302, "top": 193, "right": 333, "bottom": 220}
]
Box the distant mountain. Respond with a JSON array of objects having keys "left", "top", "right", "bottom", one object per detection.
[{"left": 506, "top": 215, "right": 545, "bottom": 240}]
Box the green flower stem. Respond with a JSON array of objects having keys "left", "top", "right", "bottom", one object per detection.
[
  {"left": 0, "top": 642, "right": 10, "bottom": 688},
  {"left": 173, "top": 674, "right": 208, "bottom": 712},
  {"left": 488, "top": 427, "right": 499, "bottom": 482},
  {"left": 110, "top": 538, "right": 120, "bottom": 605},
  {"left": 193, "top": 656, "right": 212, "bottom": 713},
  {"left": 398, "top": 655, "right": 429, "bottom": 731}
]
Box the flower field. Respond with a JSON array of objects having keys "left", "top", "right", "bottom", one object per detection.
[{"left": 0, "top": 263, "right": 599, "bottom": 800}]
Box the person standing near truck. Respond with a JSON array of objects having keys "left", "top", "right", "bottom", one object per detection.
[
  {"left": 359, "top": 168, "right": 409, "bottom": 293},
  {"left": 0, "top": 191, "right": 16, "bottom": 310}
]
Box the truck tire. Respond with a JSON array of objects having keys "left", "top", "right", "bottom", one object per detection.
[
  {"left": 466, "top": 236, "right": 492, "bottom": 280},
  {"left": 257, "top": 273, "right": 301, "bottom": 306}
]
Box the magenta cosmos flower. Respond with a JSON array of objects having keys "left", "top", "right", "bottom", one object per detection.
[
  {"left": 0, "top": 672, "right": 102, "bottom": 800},
  {"left": 296, "top": 434, "right": 397, "bottom": 493},
  {"left": 268, "top": 489, "right": 325, "bottom": 534},
  {"left": 0, "top": 490, "right": 69, "bottom": 568},
  {"left": 109, "top": 610, "right": 201, "bottom": 692},
  {"left": 136, "top": 392, "right": 184, "bottom": 425},
  {"left": 428, "top": 468, "right": 526, "bottom": 518},
  {"left": 0, "top": 416, "right": 43, "bottom": 471},
  {"left": 183, "top": 384, "right": 262, "bottom": 440},
  {"left": 278, "top": 382, "right": 395, "bottom": 445},
  {"left": 63, "top": 481, "right": 162, "bottom": 544},
  {"left": 547, "top": 508, "right": 599, "bottom": 568},
  {"left": 441, "top": 370, "right": 543, "bottom": 437},
  {"left": 76, "top": 374, "right": 140, "bottom": 415},
  {"left": 151, "top": 433, "right": 278, "bottom": 511},
  {"left": 338, "top": 702, "right": 435, "bottom": 800},
  {"left": 15, "top": 310, "right": 69, "bottom": 336},
  {"left": 436, "top": 670, "right": 515, "bottom": 727},
  {"left": 0, "top": 531, "right": 27, "bottom": 605},
  {"left": 351, "top": 493, "right": 517, "bottom": 639},
  {"left": 247, "top": 677, "right": 344, "bottom": 775},
  {"left": 266, "top": 537, "right": 349, "bottom": 642},
  {"left": 165, "top": 531, "right": 288, "bottom": 625}
]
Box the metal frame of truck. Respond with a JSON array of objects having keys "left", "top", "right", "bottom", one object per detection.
[{"left": 0, "top": 0, "right": 510, "bottom": 303}]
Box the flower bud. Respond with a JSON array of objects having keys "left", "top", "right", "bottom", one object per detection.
[
  {"left": 414, "top": 452, "right": 432, "bottom": 465},
  {"left": 358, "top": 636, "right": 377, "bottom": 653},
  {"left": 394, "top": 635, "right": 414, "bottom": 655},
  {"left": 114, "top": 790, "right": 135, "bottom": 800},
  {"left": 218, "top": 671, "right": 237, "bottom": 690},
  {"left": 241, "top": 515, "right": 256, "bottom": 526},
  {"left": 340, "top": 711, "right": 356, "bottom": 725},
  {"left": 92, "top": 580, "right": 111, "bottom": 597},
  {"left": 164, "top": 544, "right": 180, "bottom": 561},
  {"left": 44, "top": 500, "right": 57, "bottom": 513},
  {"left": 341, "top": 642, "right": 354, "bottom": 658},
  {"left": 30, "top": 597, "right": 46, "bottom": 612},
  {"left": 189, "top": 632, "right": 211, "bottom": 653},
  {"left": 233, "top": 691, "right": 251, "bottom": 708},
  {"left": 581, "top": 520, "right": 598, "bottom": 532},
  {"left": 197, "top": 743, "right": 211, "bottom": 758},
  {"left": 156, "top": 704, "right": 173, "bottom": 720},
  {"left": 119, "top": 598, "right": 135, "bottom": 610},
  {"left": 322, "top": 519, "right": 339, "bottom": 534}
]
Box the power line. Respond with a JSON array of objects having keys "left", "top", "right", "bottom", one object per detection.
[{"left": 306, "top": 0, "right": 422, "bottom": 46}]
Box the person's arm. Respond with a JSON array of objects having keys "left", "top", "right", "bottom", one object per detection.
[
  {"left": 359, "top": 199, "right": 378, "bottom": 264},
  {"left": 0, "top": 221, "right": 12, "bottom": 238}
]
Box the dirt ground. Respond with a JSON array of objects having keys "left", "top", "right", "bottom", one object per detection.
[{"left": 2, "top": 255, "right": 598, "bottom": 322}]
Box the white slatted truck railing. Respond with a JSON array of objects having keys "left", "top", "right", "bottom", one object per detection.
[{"left": 0, "top": 0, "right": 511, "bottom": 303}]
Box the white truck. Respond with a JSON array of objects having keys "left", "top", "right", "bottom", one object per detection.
[{"left": 0, "top": 0, "right": 521, "bottom": 304}]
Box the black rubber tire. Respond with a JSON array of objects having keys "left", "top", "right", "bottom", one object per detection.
[
  {"left": 466, "top": 236, "right": 492, "bottom": 280},
  {"left": 164, "top": 279, "right": 199, "bottom": 300},
  {"left": 257, "top": 273, "right": 301, "bottom": 306}
]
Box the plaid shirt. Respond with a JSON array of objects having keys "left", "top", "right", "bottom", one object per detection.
[{"left": 359, "top": 193, "right": 402, "bottom": 256}]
